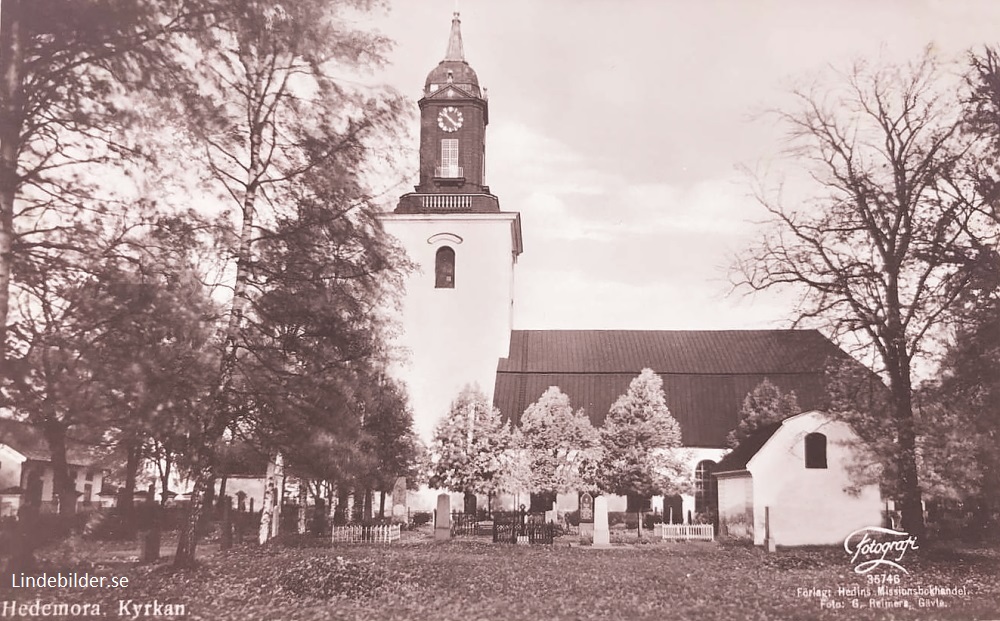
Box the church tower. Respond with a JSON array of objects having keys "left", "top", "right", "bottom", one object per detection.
[{"left": 380, "top": 13, "right": 523, "bottom": 438}]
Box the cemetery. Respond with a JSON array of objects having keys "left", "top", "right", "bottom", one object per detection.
[
  {"left": 1, "top": 3, "right": 999, "bottom": 620},
  {"left": 5, "top": 511, "right": 999, "bottom": 621}
]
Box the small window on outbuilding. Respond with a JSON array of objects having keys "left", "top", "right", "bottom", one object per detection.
[
  {"left": 805, "top": 432, "right": 828, "bottom": 469},
  {"left": 435, "top": 246, "right": 455, "bottom": 288}
]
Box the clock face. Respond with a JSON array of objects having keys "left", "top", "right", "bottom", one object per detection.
[{"left": 437, "top": 106, "right": 464, "bottom": 132}]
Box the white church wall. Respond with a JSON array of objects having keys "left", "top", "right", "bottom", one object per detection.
[
  {"left": 381, "top": 212, "right": 518, "bottom": 439},
  {"left": 747, "top": 411, "right": 883, "bottom": 546},
  {"left": 653, "top": 447, "right": 727, "bottom": 523}
]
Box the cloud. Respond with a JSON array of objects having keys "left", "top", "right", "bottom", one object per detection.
[
  {"left": 514, "top": 267, "right": 797, "bottom": 331},
  {"left": 483, "top": 120, "right": 793, "bottom": 329}
]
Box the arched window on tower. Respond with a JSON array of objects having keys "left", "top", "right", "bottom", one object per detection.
[
  {"left": 694, "top": 460, "right": 718, "bottom": 515},
  {"left": 435, "top": 246, "right": 455, "bottom": 288},
  {"left": 805, "top": 432, "right": 828, "bottom": 469}
]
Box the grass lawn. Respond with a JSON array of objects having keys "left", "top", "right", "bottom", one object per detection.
[{"left": 3, "top": 531, "right": 998, "bottom": 620}]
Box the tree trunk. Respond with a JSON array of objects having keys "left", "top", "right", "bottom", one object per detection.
[
  {"left": 363, "top": 489, "right": 373, "bottom": 523},
  {"left": 258, "top": 479, "right": 275, "bottom": 545},
  {"left": 379, "top": 490, "right": 386, "bottom": 519},
  {"left": 217, "top": 475, "right": 228, "bottom": 510},
  {"left": 158, "top": 454, "right": 172, "bottom": 506},
  {"left": 42, "top": 422, "right": 76, "bottom": 516},
  {"left": 0, "top": 0, "right": 25, "bottom": 362},
  {"left": 141, "top": 485, "right": 159, "bottom": 563},
  {"left": 297, "top": 483, "right": 306, "bottom": 535},
  {"left": 889, "top": 360, "right": 925, "bottom": 540},
  {"left": 173, "top": 469, "right": 208, "bottom": 568},
  {"left": 120, "top": 444, "right": 142, "bottom": 536},
  {"left": 202, "top": 474, "right": 216, "bottom": 522},
  {"left": 176, "top": 89, "right": 266, "bottom": 566},
  {"left": 335, "top": 487, "right": 348, "bottom": 525}
]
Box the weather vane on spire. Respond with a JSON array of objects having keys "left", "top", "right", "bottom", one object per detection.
[{"left": 445, "top": 5, "right": 465, "bottom": 61}]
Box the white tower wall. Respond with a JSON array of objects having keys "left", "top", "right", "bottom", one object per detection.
[{"left": 380, "top": 212, "right": 518, "bottom": 438}]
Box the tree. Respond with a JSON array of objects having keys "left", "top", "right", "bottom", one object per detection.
[
  {"left": 964, "top": 46, "right": 1000, "bottom": 226},
  {"left": 162, "top": 0, "right": 408, "bottom": 566},
  {"left": 726, "top": 379, "right": 800, "bottom": 448},
  {"left": 916, "top": 226, "right": 1000, "bottom": 536},
  {"left": 429, "top": 386, "right": 514, "bottom": 499},
  {"left": 598, "top": 369, "right": 690, "bottom": 533},
  {"left": 733, "top": 50, "right": 996, "bottom": 538},
  {"left": 358, "top": 378, "right": 420, "bottom": 518},
  {"left": 518, "top": 386, "right": 600, "bottom": 496},
  {"left": 86, "top": 219, "right": 221, "bottom": 534},
  {"left": 0, "top": 0, "right": 205, "bottom": 364},
  {"left": 0, "top": 215, "right": 219, "bottom": 569}
]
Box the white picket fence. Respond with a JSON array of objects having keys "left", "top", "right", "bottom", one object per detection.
[
  {"left": 656, "top": 524, "right": 714, "bottom": 541},
  {"left": 331, "top": 524, "right": 401, "bottom": 544}
]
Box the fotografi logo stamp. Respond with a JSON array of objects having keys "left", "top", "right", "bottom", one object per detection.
[{"left": 844, "top": 526, "right": 919, "bottom": 574}]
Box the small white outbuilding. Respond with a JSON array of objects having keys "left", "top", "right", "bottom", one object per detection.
[{"left": 714, "top": 410, "right": 883, "bottom": 547}]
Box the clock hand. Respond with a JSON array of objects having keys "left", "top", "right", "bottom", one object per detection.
[{"left": 442, "top": 111, "right": 455, "bottom": 125}]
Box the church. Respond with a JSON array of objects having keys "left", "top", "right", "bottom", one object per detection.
[{"left": 379, "top": 14, "right": 879, "bottom": 528}]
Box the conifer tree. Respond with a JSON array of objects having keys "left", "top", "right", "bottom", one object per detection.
[
  {"left": 599, "top": 369, "right": 689, "bottom": 500},
  {"left": 726, "top": 379, "right": 800, "bottom": 449}
]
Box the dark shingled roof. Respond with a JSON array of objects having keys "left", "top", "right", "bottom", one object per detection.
[
  {"left": 494, "top": 330, "right": 852, "bottom": 448},
  {"left": 714, "top": 422, "right": 783, "bottom": 472},
  {"left": 0, "top": 418, "right": 98, "bottom": 466}
]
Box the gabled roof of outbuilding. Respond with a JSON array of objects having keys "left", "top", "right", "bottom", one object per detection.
[
  {"left": 0, "top": 418, "right": 99, "bottom": 466},
  {"left": 494, "top": 330, "right": 855, "bottom": 448},
  {"left": 714, "top": 422, "right": 783, "bottom": 473}
]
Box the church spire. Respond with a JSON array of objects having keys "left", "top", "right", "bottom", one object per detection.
[{"left": 445, "top": 12, "right": 465, "bottom": 61}]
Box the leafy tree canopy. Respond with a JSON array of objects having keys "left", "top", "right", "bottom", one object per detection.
[
  {"left": 429, "top": 385, "right": 513, "bottom": 495},
  {"left": 519, "top": 386, "right": 599, "bottom": 494},
  {"left": 599, "top": 369, "right": 689, "bottom": 498},
  {"left": 726, "top": 379, "right": 800, "bottom": 449}
]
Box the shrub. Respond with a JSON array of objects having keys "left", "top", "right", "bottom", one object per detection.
[
  {"left": 694, "top": 510, "right": 716, "bottom": 525},
  {"left": 643, "top": 513, "right": 663, "bottom": 530},
  {"left": 83, "top": 510, "right": 137, "bottom": 541},
  {"left": 410, "top": 511, "right": 432, "bottom": 527}
]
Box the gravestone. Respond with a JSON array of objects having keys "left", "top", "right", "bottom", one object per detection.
[
  {"left": 297, "top": 485, "right": 307, "bottom": 535},
  {"left": 391, "top": 477, "right": 407, "bottom": 518},
  {"left": 545, "top": 499, "right": 558, "bottom": 525},
  {"left": 140, "top": 485, "right": 159, "bottom": 563},
  {"left": 593, "top": 495, "right": 610, "bottom": 546},
  {"left": 434, "top": 493, "right": 451, "bottom": 541},
  {"left": 220, "top": 496, "right": 233, "bottom": 550},
  {"left": 765, "top": 506, "right": 777, "bottom": 552},
  {"left": 236, "top": 491, "right": 246, "bottom": 513},
  {"left": 579, "top": 492, "right": 594, "bottom": 540}
]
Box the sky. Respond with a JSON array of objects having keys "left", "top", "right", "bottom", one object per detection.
[{"left": 361, "top": 1, "right": 1000, "bottom": 333}]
